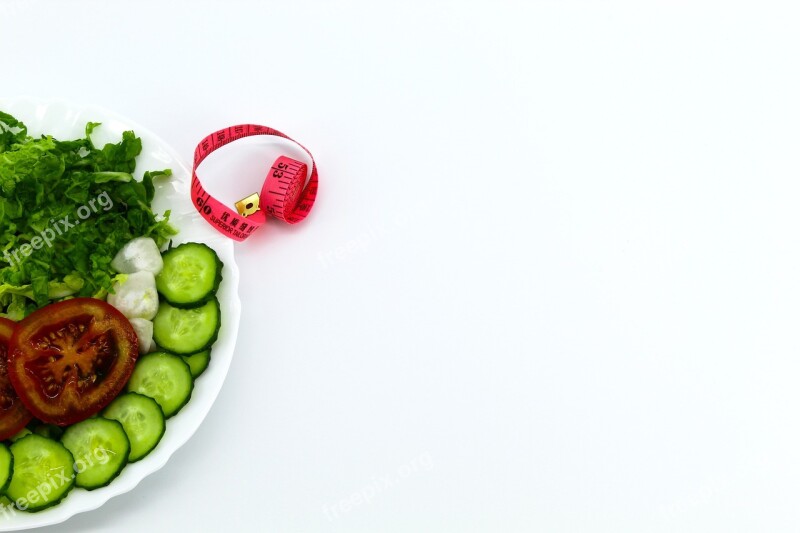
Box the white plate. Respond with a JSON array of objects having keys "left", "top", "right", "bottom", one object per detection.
[{"left": 0, "top": 97, "right": 241, "bottom": 531}]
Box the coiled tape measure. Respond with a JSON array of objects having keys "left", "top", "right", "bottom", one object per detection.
[{"left": 191, "top": 124, "right": 318, "bottom": 241}]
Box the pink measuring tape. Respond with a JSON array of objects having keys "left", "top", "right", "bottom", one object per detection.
[{"left": 191, "top": 124, "right": 318, "bottom": 241}]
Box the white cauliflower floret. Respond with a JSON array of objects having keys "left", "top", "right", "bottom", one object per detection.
[
  {"left": 128, "top": 318, "right": 155, "bottom": 354},
  {"left": 111, "top": 237, "right": 164, "bottom": 275},
  {"left": 107, "top": 271, "right": 159, "bottom": 320}
]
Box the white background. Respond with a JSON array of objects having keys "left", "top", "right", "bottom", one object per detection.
[{"left": 3, "top": 0, "right": 800, "bottom": 531}]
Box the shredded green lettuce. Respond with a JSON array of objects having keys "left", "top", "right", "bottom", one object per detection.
[{"left": 0, "top": 111, "right": 176, "bottom": 317}]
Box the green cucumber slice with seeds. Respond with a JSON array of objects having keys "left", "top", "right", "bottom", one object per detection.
[
  {"left": 153, "top": 298, "right": 220, "bottom": 354},
  {"left": 6, "top": 435, "right": 75, "bottom": 512},
  {"left": 155, "top": 243, "right": 222, "bottom": 307},
  {"left": 61, "top": 418, "right": 130, "bottom": 490},
  {"left": 127, "top": 353, "right": 193, "bottom": 417},
  {"left": 182, "top": 349, "right": 211, "bottom": 378},
  {"left": 102, "top": 393, "right": 165, "bottom": 462}
]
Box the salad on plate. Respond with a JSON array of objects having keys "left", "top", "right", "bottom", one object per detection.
[{"left": 0, "top": 110, "right": 224, "bottom": 512}]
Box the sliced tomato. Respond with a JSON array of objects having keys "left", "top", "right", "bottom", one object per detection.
[
  {"left": 0, "top": 318, "right": 32, "bottom": 440},
  {"left": 8, "top": 298, "right": 139, "bottom": 426}
]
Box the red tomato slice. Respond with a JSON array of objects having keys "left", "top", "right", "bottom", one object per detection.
[
  {"left": 8, "top": 298, "right": 139, "bottom": 426},
  {"left": 0, "top": 318, "right": 32, "bottom": 440}
]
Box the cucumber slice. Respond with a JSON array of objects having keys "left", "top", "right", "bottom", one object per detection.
[
  {"left": 182, "top": 349, "right": 211, "bottom": 378},
  {"left": 102, "top": 393, "right": 165, "bottom": 462},
  {"left": 153, "top": 298, "right": 220, "bottom": 354},
  {"left": 61, "top": 418, "right": 130, "bottom": 490},
  {"left": 156, "top": 243, "right": 222, "bottom": 307},
  {"left": 7, "top": 435, "right": 75, "bottom": 512},
  {"left": 0, "top": 443, "right": 12, "bottom": 493},
  {"left": 127, "top": 352, "right": 193, "bottom": 417}
]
